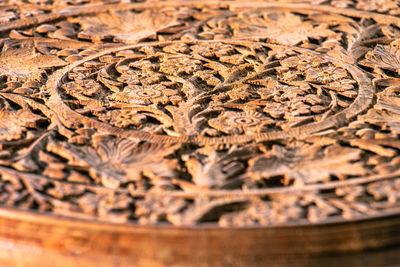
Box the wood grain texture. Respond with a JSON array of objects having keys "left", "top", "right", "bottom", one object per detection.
[{"left": 0, "top": 208, "right": 400, "bottom": 267}]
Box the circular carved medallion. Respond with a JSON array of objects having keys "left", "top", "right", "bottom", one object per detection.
[
  {"left": 47, "top": 40, "right": 373, "bottom": 146},
  {"left": 0, "top": 0, "right": 400, "bottom": 231}
]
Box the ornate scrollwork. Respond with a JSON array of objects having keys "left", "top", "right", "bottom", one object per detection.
[{"left": 0, "top": 0, "right": 400, "bottom": 227}]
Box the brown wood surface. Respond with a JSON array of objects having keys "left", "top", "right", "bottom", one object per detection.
[
  {"left": 0, "top": 208, "right": 400, "bottom": 267},
  {"left": 1, "top": 0, "right": 400, "bottom": 265}
]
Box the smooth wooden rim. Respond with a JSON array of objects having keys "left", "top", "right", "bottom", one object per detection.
[{"left": 1, "top": 206, "right": 400, "bottom": 230}]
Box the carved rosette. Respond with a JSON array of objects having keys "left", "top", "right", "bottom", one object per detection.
[{"left": 0, "top": 0, "right": 400, "bottom": 227}]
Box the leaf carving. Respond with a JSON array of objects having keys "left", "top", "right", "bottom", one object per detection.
[
  {"left": 249, "top": 143, "right": 368, "bottom": 186},
  {"left": 359, "top": 109, "right": 400, "bottom": 134},
  {"left": 360, "top": 45, "right": 400, "bottom": 73},
  {"left": 0, "top": 47, "right": 66, "bottom": 81},
  {"left": 0, "top": 109, "right": 46, "bottom": 141},
  {"left": 228, "top": 12, "right": 335, "bottom": 46},
  {"left": 359, "top": 90, "right": 400, "bottom": 134},
  {"left": 183, "top": 146, "right": 255, "bottom": 189},
  {"left": 48, "top": 139, "right": 179, "bottom": 189},
  {"left": 71, "top": 10, "right": 182, "bottom": 44}
]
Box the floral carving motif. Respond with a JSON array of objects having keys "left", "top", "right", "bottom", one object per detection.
[
  {"left": 355, "top": 0, "right": 400, "bottom": 13},
  {"left": 209, "top": 111, "right": 274, "bottom": 134},
  {"left": 56, "top": 41, "right": 360, "bottom": 139},
  {"left": 190, "top": 43, "right": 235, "bottom": 57},
  {"left": 0, "top": 0, "right": 400, "bottom": 229},
  {"left": 109, "top": 84, "right": 172, "bottom": 105}
]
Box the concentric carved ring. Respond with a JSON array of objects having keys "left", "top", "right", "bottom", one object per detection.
[{"left": 46, "top": 40, "right": 374, "bottom": 145}]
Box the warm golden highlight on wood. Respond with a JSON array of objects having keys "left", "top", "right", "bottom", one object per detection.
[{"left": 0, "top": 0, "right": 400, "bottom": 266}]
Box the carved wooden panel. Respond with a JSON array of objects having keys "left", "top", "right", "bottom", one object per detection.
[{"left": 1, "top": 0, "right": 400, "bottom": 232}]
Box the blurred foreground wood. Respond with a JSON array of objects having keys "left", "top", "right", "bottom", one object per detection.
[
  {"left": 0, "top": 208, "right": 399, "bottom": 267},
  {"left": 1, "top": 0, "right": 400, "bottom": 265}
]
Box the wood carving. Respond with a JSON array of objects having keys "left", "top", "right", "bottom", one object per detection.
[{"left": 1, "top": 0, "right": 400, "bottom": 231}]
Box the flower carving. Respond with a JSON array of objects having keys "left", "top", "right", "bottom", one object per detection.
[
  {"left": 159, "top": 57, "right": 202, "bottom": 75},
  {"left": 356, "top": 0, "right": 399, "bottom": 13},
  {"left": 305, "top": 65, "right": 349, "bottom": 84},
  {"left": 108, "top": 84, "right": 177, "bottom": 105},
  {"left": 281, "top": 55, "right": 329, "bottom": 71},
  {"left": 190, "top": 43, "right": 235, "bottom": 58},
  {"left": 208, "top": 111, "right": 274, "bottom": 134},
  {"left": 97, "top": 109, "right": 147, "bottom": 128},
  {"left": 63, "top": 80, "right": 103, "bottom": 97},
  {"left": 117, "top": 71, "right": 164, "bottom": 86}
]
